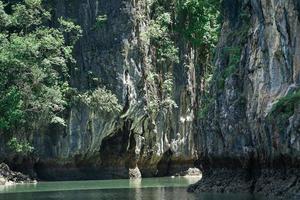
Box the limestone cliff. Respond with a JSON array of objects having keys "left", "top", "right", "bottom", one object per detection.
[
  {"left": 0, "top": 0, "right": 198, "bottom": 180},
  {"left": 190, "top": 0, "right": 300, "bottom": 199},
  {"left": 1, "top": 1, "right": 299, "bottom": 198}
]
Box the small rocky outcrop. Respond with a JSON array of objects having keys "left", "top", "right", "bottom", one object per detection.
[
  {"left": 129, "top": 166, "right": 142, "bottom": 179},
  {"left": 175, "top": 168, "right": 202, "bottom": 177},
  {"left": 181, "top": 168, "right": 201, "bottom": 177},
  {"left": 0, "top": 163, "right": 35, "bottom": 185}
]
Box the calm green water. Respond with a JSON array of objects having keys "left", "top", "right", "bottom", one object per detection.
[{"left": 0, "top": 177, "right": 264, "bottom": 200}]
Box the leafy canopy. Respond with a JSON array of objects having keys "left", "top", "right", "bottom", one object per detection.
[
  {"left": 176, "top": 0, "right": 220, "bottom": 47},
  {"left": 76, "top": 87, "right": 122, "bottom": 115},
  {"left": 0, "top": 0, "right": 81, "bottom": 133}
]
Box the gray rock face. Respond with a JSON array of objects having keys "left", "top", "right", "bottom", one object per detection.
[
  {"left": 0, "top": 0, "right": 198, "bottom": 180},
  {"left": 196, "top": 0, "right": 300, "bottom": 170},
  {"left": 191, "top": 0, "right": 300, "bottom": 199}
]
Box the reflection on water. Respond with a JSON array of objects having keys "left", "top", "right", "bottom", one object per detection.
[
  {"left": 0, "top": 176, "right": 200, "bottom": 194},
  {"left": 0, "top": 183, "right": 37, "bottom": 193},
  {"left": 0, "top": 177, "right": 265, "bottom": 200},
  {"left": 130, "top": 179, "right": 142, "bottom": 200}
]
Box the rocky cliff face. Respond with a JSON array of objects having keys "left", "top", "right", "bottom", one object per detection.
[
  {"left": 1, "top": 0, "right": 298, "bottom": 197},
  {"left": 1, "top": 0, "right": 198, "bottom": 180},
  {"left": 190, "top": 0, "right": 300, "bottom": 198}
]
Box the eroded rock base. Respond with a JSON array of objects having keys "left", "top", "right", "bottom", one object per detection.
[{"left": 188, "top": 168, "right": 300, "bottom": 200}]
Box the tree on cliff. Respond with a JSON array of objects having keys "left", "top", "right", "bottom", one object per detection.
[{"left": 0, "top": 0, "right": 81, "bottom": 153}]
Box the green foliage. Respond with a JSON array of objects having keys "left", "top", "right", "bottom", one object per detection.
[
  {"left": 268, "top": 89, "right": 300, "bottom": 134},
  {"left": 9, "top": 0, "right": 51, "bottom": 31},
  {"left": 0, "top": 1, "right": 10, "bottom": 28},
  {"left": 146, "top": 71, "right": 177, "bottom": 114},
  {"left": 226, "top": 47, "right": 241, "bottom": 68},
  {"left": 143, "top": 7, "right": 179, "bottom": 65},
  {"left": 0, "top": 0, "right": 81, "bottom": 134},
  {"left": 58, "top": 17, "right": 82, "bottom": 45},
  {"left": 7, "top": 137, "right": 34, "bottom": 154},
  {"left": 162, "top": 72, "right": 174, "bottom": 95},
  {"left": 77, "top": 87, "right": 122, "bottom": 114},
  {"left": 176, "top": 0, "right": 220, "bottom": 47},
  {"left": 0, "top": 87, "right": 24, "bottom": 130},
  {"left": 144, "top": 0, "right": 221, "bottom": 118},
  {"left": 175, "top": 0, "right": 221, "bottom": 121},
  {"left": 198, "top": 93, "right": 214, "bottom": 119},
  {"left": 213, "top": 5, "right": 249, "bottom": 92},
  {"left": 161, "top": 72, "right": 177, "bottom": 109},
  {"left": 51, "top": 116, "right": 67, "bottom": 127},
  {"left": 270, "top": 89, "right": 300, "bottom": 117},
  {"left": 142, "top": 1, "right": 180, "bottom": 114},
  {"left": 198, "top": 47, "right": 241, "bottom": 119},
  {"left": 217, "top": 47, "right": 241, "bottom": 90},
  {"left": 227, "top": 9, "right": 251, "bottom": 44}
]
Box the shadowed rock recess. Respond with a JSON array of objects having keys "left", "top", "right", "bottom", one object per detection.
[{"left": 189, "top": 0, "right": 300, "bottom": 199}]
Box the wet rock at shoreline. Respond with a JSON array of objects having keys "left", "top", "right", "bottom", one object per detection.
[
  {"left": 182, "top": 168, "right": 202, "bottom": 177},
  {"left": 0, "top": 163, "right": 35, "bottom": 185},
  {"left": 188, "top": 168, "right": 300, "bottom": 200},
  {"left": 174, "top": 167, "right": 202, "bottom": 177}
]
